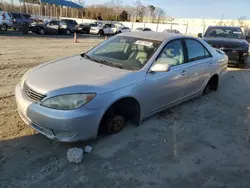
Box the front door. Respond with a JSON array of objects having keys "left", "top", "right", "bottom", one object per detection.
[
  {"left": 144, "top": 39, "right": 189, "bottom": 115},
  {"left": 103, "top": 24, "right": 112, "bottom": 34}
]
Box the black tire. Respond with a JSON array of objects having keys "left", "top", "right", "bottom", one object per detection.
[
  {"left": 238, "top": 59, "right": 247, "bottom": 68},
  {"left": 39, "top": 28, "right": 46, "bottom": 35},
  {"left": 203, "top": 83, "right": 211, "bottom": 94},
  {"left": 2, "top": 24, "right": 8, "bottom": 31},
  {"left": 65, "top": 29, "right": 71, "bottom": 35},
  {"left": 98, "top": 30, "right": 104, "bottom": 36},
  {"left": 238, "top": 63, "right": 246, "bottom": 69}
]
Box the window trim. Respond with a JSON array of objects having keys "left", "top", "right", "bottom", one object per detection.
[
  {"left": 184, "top": 38, "right": 212, "bottom": 62},
  {"left": 154, "top": 38, "right": 186, "bottom": 68}
]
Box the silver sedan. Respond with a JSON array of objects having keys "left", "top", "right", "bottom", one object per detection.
[{"left": 15, "top": 32, "right": 228, "bottom": 142}]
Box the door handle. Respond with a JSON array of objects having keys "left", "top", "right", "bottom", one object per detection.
[
  {"left": 180, "top": 70, "right": 187, "bottom": 76},
  {"left": 208, "top": 62, "right": 212, "bottom": 67}
]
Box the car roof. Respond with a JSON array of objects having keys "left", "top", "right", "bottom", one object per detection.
[
  {"left": 62, "top": 19, "right": 76, "bottom": 22},
  {"left": 208, "top": 26, "right": 241, "bottom": 29},
  {"left": 119, "top": 31, "right": 189, "bottom": 41},
  {"left": 50, "top": 19, "right": 61, "bottom": 22}
]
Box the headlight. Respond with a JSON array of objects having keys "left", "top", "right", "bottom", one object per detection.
[{"left": 41, "top": 94, "right": 96, "bottom": 110}]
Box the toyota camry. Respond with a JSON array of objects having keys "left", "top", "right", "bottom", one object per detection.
[{"left": 15, "top": 32, "right": 228, "bottom": 142}]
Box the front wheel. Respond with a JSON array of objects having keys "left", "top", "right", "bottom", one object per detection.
[
  {"left": 39, "top": 28, "right": 46, "bottom": 35},
  {"left": 107, "top": 115, "right": 125, "bottom": 134},
  {"left": 65, "top": 29, "right": 71, "bottom": 35},
  {"left": 2, "top": 24, "right": 8, "bottom": 31},
  {"left": 238, "top": 59, "right": 248, "bottom": 68}
]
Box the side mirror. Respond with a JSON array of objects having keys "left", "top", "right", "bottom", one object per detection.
[
  {"left": 150, "top": 63, "right": 171, "bottom": 72},
  {"left": 198, "top": 33, "right": 202, "bottom": 38},
  {"left": 246, "top": 35, "right": 250, "bottom": 40}
]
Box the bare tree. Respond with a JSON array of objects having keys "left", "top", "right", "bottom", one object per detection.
[
  {"left": 134, "top": 0, "right": 146, "bottom": 22},
  {"left": 148, "top": 5, "right": 155, "bottom": 22},
  {"left": 230, "top": 20, "right": 235, "bottom": 26},
  {"left": 154, "top": 7, "right": 165, "bottom": 23},
  {"left": 238, "top": 16, "right": 246, "bottom": 27}
]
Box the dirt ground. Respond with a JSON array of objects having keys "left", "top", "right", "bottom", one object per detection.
[{"left": 1, "top": 36, "right": 250, "bottom": 188}]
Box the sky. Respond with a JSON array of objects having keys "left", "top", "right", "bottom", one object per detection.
[
  {"left": 3, "top": 0, "right": 250, "bottom": 19},
  {"left": 86, "top": 0, "right": 250, "bottom": 19}
]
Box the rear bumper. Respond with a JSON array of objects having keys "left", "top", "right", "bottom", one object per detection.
[{"left": 90, "top": 30, "right": 99, "bottom": 34}]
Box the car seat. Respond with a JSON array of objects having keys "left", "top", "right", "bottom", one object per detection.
[
  {"left": 164, "top": 45, "right": 183, "bottom": 65},
  {"left": 128, "top": 45, "right": 148, "bottom": 65}
]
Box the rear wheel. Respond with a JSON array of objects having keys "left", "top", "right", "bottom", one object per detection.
[
  {"left": 203, "top": 75, "right": 219, "bottom": 94},
  {"left": 203, "top": 84, "right": 211, "bottom": 94}
]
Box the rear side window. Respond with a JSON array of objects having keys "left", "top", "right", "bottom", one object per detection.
[
  {"left": 185, "top": 39, "right": 212, "bottom": 62},
  {"left": 60, "top": 21, "right": 66, "bottom": 26}
]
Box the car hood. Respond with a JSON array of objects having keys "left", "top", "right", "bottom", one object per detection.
[
  {"left": 25, "top": 55, "right": 143, "bottom": 95},
  {"left": 203, "top": 37, "right": 249, "bottom": 48}
]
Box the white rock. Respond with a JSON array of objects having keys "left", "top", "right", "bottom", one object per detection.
[
  {"left": 84, "top": 145, "right": 92, "bottom": 153},
  {"left": 67, "top": 148, "right": 83, "bottom": 164}
]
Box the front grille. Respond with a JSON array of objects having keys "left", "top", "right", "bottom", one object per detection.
[
  {"left": 211, "top": 44, "right": 241, "bottom": 50},
  {"left": 23, "top": 82, "right": 46, "bottom": 101}
]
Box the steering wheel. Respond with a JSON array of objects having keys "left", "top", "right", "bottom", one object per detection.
[{"left": 122, "top": 59, "right": 143, "bottom": 69}]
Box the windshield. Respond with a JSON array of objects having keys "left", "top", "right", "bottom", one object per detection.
[
  {"left": 85, "top": 36, "right": 162, "bottom": 70},
  {"left": 204, "top": 27, "right": 244, "bottom": 39}
]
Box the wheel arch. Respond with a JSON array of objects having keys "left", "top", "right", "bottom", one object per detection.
[
  {"left": 97, "top": 96, "right": 142, "bottom": 134},
  {"left": 205, "top": 73, "right": 220, "bottom": 91}
]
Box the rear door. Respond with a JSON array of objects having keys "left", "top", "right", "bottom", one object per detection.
[
  {"left": 46, "top": 21, "right": 59, "bottom": 34},
  {"left": 182, "top": 38, "right": 213, "bottom": 97}
]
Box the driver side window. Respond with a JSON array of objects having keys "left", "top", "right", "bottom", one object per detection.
[{"left": 155, "top": 40, "right": 184, "bottom": 67}]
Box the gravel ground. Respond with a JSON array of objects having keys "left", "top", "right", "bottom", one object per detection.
[{"left": 1, "top": 36, "right": 250, "bottom": 188}]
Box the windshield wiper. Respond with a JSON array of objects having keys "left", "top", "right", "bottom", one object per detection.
[
  {"left": 97, "top": 59, "right": 124, "bottom": 69},
  {"left": 82, "top": 53, "right": 99, "bottom": 62},
  {"left": 81, "top": 54, "right": 123, "bottom": 69}
]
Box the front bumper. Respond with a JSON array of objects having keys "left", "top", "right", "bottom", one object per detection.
[
  {"left": 15, "top": 83, "right": 104, "bottom": 142},
  {"left": 29, "top": 26, "right": 38, "bottom": 33},
  {"left": 223, "top": 49, "right": 249, "bottom": 64}
]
